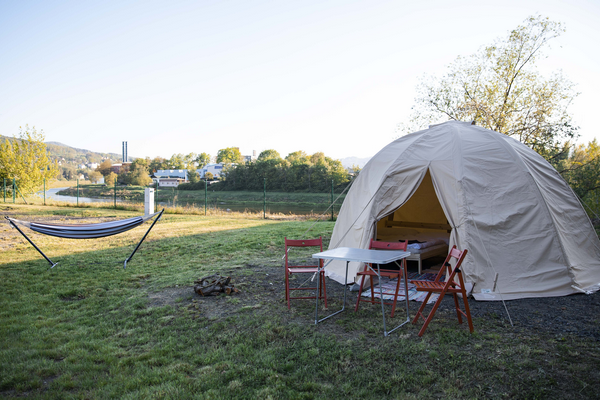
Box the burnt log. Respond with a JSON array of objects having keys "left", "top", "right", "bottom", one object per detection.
[{"left": 193, "top": 274, "right": 238, "bottom": 296}]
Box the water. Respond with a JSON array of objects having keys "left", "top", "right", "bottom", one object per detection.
[
  {"left": 39, "top": 188, "right": 336, "bottom": 216},
  {"left": 40, "top": 187, "right": 122, "bottom": 204}
]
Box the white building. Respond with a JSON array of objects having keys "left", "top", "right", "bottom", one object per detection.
[{"left": 197, "top": 163, "right": 223, "bottom": 179}]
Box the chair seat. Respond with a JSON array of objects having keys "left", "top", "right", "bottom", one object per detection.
[{"left": 411, "top": 280, "right": 462, "bottom": 293}]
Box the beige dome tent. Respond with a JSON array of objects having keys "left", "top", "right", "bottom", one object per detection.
[{"left": 327, "top": 121, "right": 600, "bottom": 300}]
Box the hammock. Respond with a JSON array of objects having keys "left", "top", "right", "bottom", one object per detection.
[{"left": 5, "top": 209, "right": 164, "bottom": 269}]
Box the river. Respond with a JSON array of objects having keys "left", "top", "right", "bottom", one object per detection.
[{"left": 39, "top": 188, "right": 335, "bottom": 216}]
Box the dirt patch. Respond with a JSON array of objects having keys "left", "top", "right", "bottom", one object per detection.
[{"left": 147, "top": 260, "right": 600, "bottom": 340}]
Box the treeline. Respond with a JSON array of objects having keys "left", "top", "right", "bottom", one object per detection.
[{"left": 179, "top": 150, "right": 355, "bottom": 193}]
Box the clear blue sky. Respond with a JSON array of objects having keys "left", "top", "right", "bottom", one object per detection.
[{"left": 1, "top": 0, "right": 599, "bottom": 160}]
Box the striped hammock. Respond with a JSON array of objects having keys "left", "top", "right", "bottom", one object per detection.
[
  {"left": 7, "top": 211, "right": 161, "bottom": 239},
  {"left": 5, "top": 209, "right": 164, "bottom": 268}
]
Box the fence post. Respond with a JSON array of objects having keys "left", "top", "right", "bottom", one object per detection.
[
  {"left": 77, "top": 178, "right": 79, "bottom": 207},
  {"left": 205, "top": 179, "right": 207, "bottom": 216},
  {"left": 13, "top": 180, "right": 27, "bottom": 204},
  {"left": 43, "top": 178, "right": 46, "bottom": 205},
  {"left": 263, "top": 178, "right": 266, "bottom": 219},
  {"left": 13, "top": 178, "right": 16, "bottom": 203},
  {"left": 331, "top": 179, "right": 334, "bottom": 221},
  {"left": 114, "top": 179, "right": 117, "bottom": 209},
  {"left": 155, "top": 181, "right": 158, "bottom": 211}
]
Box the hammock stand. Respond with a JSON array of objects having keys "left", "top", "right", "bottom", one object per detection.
[{"left": 5, "top": 209, "right": 164, "bottom": 269}]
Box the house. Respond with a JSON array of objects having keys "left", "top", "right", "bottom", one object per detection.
[
  {"left": 156, "top": 178, "right": 186, "bottom": 188},
  {"left": 154, "top": 169, "right": 188, "bottom": 180},
  {"left": 197, "top": 163, "right": 223, "bottom": 179},
  {"left": 153, "top": 169, "right": 188, "bottom": 188}
]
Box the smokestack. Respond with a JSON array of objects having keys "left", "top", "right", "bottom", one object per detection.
[{"left": 122, "top": 141, "right": 128, "bottom": 162}]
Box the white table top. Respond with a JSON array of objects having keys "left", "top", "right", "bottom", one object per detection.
[{"left": 312, "top": 247, "right": 410, "bottom": 264}]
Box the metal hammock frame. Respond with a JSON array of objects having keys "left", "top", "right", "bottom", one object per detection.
[{"left": 5, "top": 209, "right": 164, "bottom": 269}]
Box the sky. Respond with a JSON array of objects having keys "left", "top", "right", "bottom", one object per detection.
[{"left": 1, "top": 0, "right": 599, "bottom": 161}]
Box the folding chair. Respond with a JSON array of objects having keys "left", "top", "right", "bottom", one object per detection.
[
  {"left": 284, "top": 237, "right": 327, "bottom": 309},
  {"left": 410, "top": 246, "right": 473, "bottom": 336},
  {"left": 354, "top": 239, "right": 408, "bottom": 318}
]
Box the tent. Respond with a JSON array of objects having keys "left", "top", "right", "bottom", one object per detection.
[{"left": 326, "top": 121, "right": 600, "bottom": 300}]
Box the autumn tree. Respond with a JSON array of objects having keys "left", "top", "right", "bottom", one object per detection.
[
  {"left": 216, "top": 147, "right": 243, "bottom": 164},
  {"left": 105, "top": 172, "right": 118, "bottom": 186},
  {"left": 0, "top": 126, "right": 59, "bottom": 194},
  {"left": 404, "top": 15, "right": 579, "bottom": 161},
  {"left": 195, "top": 152, "right": 211, "bottom": 168},
  {"left": 96, "top": 160, "right": 113, "bottom": 177},
  {"left": 88, "top": 170, "right": 103, "bottom": 184}
]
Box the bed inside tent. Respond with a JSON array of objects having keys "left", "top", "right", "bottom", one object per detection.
[{"left": 374, "top": 170, "right": 451, "bottom": 274}]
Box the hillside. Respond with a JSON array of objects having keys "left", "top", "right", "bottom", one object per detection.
[
  {"left": 1, "top": 134, "right": 124, "bottom": 180},
  {"left": 0, "top": 134, "right": 122, "bottom": 165}
]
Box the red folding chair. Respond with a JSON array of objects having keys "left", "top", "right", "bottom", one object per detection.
[
  {"left": 284, "top": 237, "right": 327, "bottom": 309},
  {"left": 354, "top": 239, "right": 408, "bottom": 318},
  {"left": 410, "top": 246, "right": 473, "bottom": 336}
]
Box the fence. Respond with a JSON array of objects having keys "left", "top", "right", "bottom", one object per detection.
[{"left": 5, "top": 178, "right": 349, "bottom": 220}]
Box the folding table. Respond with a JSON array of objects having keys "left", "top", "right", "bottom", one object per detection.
[{"left": 312, "top": 247, "right": 411, "bottom": 336}]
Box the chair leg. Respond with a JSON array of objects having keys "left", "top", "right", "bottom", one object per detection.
[
  {"left": 285, "top": 270, "right": 291, "bottom": 310},
  {"left": 412, "top": 292, "right": 433, "bottom": 324},
  {"left": 417, "top": 292, "right": 447, "bottom": 337},
  {"left": 390, "top": 274, "right": 401, "bottom": 318},
  {"left": 354, "top": 274, "right": 367, "bottom": 312},
  {"left": 461, "top": 291, "right": 474, "bottom": 333},
  {"left": 321, "top": 271, "right": 328, "bottom": 308},
  {"left": 452, "top": 293, "right": 463, "bottom": 324}
]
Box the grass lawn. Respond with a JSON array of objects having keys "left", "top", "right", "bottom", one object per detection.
[{"left": 1, "top": 204, "right": 599, "bottom": 399}]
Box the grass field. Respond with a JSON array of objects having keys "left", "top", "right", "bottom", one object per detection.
[{"left": 1, "top": 204, "right": 599, "bottom": 399}]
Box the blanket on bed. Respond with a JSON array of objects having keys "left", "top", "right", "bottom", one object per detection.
[{"left": 406, "top": 239, "right": 446, "bottom": 250}]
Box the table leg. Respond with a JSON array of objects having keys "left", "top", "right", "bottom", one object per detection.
[{"left": 315, "top": 260, "right": 349, "bottom": 324}]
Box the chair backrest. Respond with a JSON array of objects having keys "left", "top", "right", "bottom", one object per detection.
[
  {"left": 284, "top": 237, "right": 323, "bottom": 267},
  {"left": 369, "top": 239, "right": 407, "bottom": 251},
  {"left": 436, "top": 245, "right": 468, "bottom": 284}
]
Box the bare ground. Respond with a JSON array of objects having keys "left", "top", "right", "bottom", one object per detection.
[{"left": 148, "top": 259, "right": 600, "bottom": 341}]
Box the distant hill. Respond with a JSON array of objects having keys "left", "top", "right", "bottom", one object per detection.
[
  {"left": 1, "top": 134, "right": 122, "bottom": 165},
  {"left": 44, "top": 140, "right": 122, "bottom": 165}
]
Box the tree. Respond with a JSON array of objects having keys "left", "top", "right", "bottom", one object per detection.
[
  {"left": 0, "top": 125, "right": 59, "bottom": 194},
  {"left": 204, "top": 171, "right": 214, "bottom": 181},
  {"left": 88, "top": 170, "right": 103, "bottom": 184},
  {"left": 195, "top": 152, "right": 211, "bottom": 168},
  {"left": 405, "top": 15, "right": 579, "bottom": 161},
  {"left": 166, "top": 153, "right": 186, "bottom": 169},
  {"left": 128, "top": 168, "right": 152, "bottom": 186},
  {"left": 216, "top": 147, "right": 243, "bottom": 164},
  {"left": 188, "top": 168, "right": 200, "bottom": 183},
  {"left": 149, "top": 157, "right": 166, "bottom": 173},
  {"left": 257, "top": 149, "right": 281, "bottom": 161},
  {"left": 96, "top": 160, "right": 113, "bottom": 177},
  {"left": 105, "top": 172, "right": 118, "bottom": 186}
]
